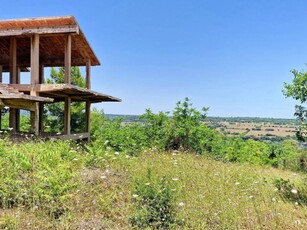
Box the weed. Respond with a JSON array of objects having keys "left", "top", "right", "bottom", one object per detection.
[
  {"left": 273, "top": 178, "right": 307, "bottom": 205},
  {"left": 130, "top": 167, "right": 181, "bottom": 229}
]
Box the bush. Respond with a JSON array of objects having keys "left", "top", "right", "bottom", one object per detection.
[
  {"left": 90, "top": 98, "right": 306, "bottom": 171},
  {"left": 91, "top": 111, "right": 146, "bottom": 156},
  {"left": 130, "top": 168, "right": 181, "bottom": 229},
  {"left": 166, "top": 98, "right": 208, "bottom": 152},
  {"left": 0, "top": 140, "right": 82, "bottom": 219},
  {"left": 274, "top": 178, "right": 307, "bottom": 205},
  {"left": 140, "top": 109, "right": 171, "bottom": 150}
]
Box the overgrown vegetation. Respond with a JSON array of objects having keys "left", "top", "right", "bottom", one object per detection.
[
  {"left": 0, "top": 98, "right": 307, "bottom": 229},
  {"left": 130, "top": 167, "right": 181, "bottom": 228},
  {"left": 0, "top": 139, "right": 306, "bottom": 229},
  {"left": 91, "top": 98, "right": 307, "bottom": 172}
]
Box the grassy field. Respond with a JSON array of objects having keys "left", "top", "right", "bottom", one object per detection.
[
  {"left": 213, "top": 121, "right": 297, "bottom": 139},
  {"left": 0, "top": 140, "right": 306, "bottom": 229}
]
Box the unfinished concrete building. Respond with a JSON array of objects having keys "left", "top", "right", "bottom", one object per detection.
[{"left": 0, "top": 16, "right": 120, "bottom": 140}]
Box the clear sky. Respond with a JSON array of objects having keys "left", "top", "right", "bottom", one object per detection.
[{"left": 1, "top": 0, "right": 306, "bottom": 118}]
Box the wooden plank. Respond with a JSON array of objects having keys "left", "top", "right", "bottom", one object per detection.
[
  {"left": 0, "top": 65, "right": 2, "bottom": 83},
  {"left": 9, "top": 37, "right": 17, "bottom": 84},
  {"left": 39, "top": 64, "right": 44, "bottom": 83},
  {"left": 17, "top": 67, "right": 20, "bottom": 84},
  {"left": 85, "top": 100, "right": 91, "bottom": 132},
  {"left": 8, "top": 83, "right": 121, "bottom": 102},
  {"left": 31, "top": 34, "right": 39, "bottom": 85},
  {"left": 9, "top": 37, "right": 17, "bottom": 134},
  {"left": 39, "top": 102, "right": 43, "bottom": 133},
  {"left": 86, "top": 59, "right": 91, "bottom": 89},
  {"left": 0, "top": 94, "right": 53, "bottom": 103},
  {"left": 8, "top": 84, "right": 32, "bottom": 91},
  {"left": 39, "top": 57, "right": 93, "bottom": 67},
  {"left": 64, "top": 34, "right": 71, "bottom": 84},
  {"left": 9, "top": 108, "right": 16, "bottom": 133},
  {"left": 48, "top": 132, "right": 90, "bottom": 140},
  {"left": 1, "top": 99, "right": 36, "bottom": 111},
  {"left": 64, "top": 97, "right": 71, "bottom": 135},
  {"left": 16, "top": 109, "right": 20, "bottom": 132},
  {"left": 30, "top": 102, "right": 39, "bottom": 135},
  {"left": 0, "top": 25, "right": 79, "bottom": 37}
]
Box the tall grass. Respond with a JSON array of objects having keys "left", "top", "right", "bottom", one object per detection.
[{"left": 1, "top": 138, "right": 306, "bottom": 229}]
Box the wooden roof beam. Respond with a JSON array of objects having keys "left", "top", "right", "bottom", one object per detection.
[{"left": 0, "top": 25, "right": 79, "bottom": 37}]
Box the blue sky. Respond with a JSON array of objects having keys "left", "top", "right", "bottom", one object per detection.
[{"left": 1, "top": 0, "right": 306, "bottom": 118}]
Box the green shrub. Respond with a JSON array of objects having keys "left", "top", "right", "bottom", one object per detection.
[
  {"left": 166, "top": 98, "right": 208, "bottom": 152},
  {"left": 273, "top": 178, "right": 307, "bottom": 205},
  {"left": 89, "top": 98, "right": 306, "bottom": 172},
  {"left": 0, "top": 140, "right": 82, "bottom": 219},
  {"left": 140, "top": 109, "right": 171, "bottom": 150},
  {"left": 130, "top": 168, "right": 181, "bottom": 229}
]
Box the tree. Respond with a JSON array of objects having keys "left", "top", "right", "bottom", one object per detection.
[
  {"left": 283, "top": 68, "right": 307, "bottom": 141},
  {"left": 44, "top": 67, "right": 86, "bottom": 133}
]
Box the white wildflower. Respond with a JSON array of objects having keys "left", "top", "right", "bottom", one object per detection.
[
  {"left": 235, "top": 182, "right": 240, "bottom": 185},
  {"left": 100, "top": 176, "right": 107, "bottom": 179},
  {"left": 291, "top": 189, "right": 298, "bottom": 194},
  {"left": 295, "top": 220, "right": 301, "bottom": 225},
  {"left": 178, "top": 202, "right": 185, "bottom": 207},
  {"left": 132, "top": 194, "right": 138, "bottom": 198},
  {"left": 172, "top": 178, "right": 179, "bottom": 181},
  {"left": 114, "top": 152, "right": 119, "bottom": 155}
]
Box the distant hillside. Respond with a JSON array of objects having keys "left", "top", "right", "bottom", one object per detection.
[
  {"left": 105, "top": 114, "right": 298, "bottom": 125},
  {"left": 105, "top": 114, "right": 141, "bottom": 122},
  {"left": 206, "top": 116, "right": 298, "bottom": 125}
]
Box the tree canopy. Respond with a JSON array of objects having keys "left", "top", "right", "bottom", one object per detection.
[
  {"left": 44, "top": 67, "right": 86, "bottom": 133},
  {"left": 283, "top": 68, "right": 307, "bottom": 141}
]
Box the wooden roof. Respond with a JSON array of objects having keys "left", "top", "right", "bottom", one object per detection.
[
  {"left": 0, "top": 84, "right": 53, "bottom": 111},
  {"left": 0, "top": 16, "right": 100, "bottom": 70},
  {"left": 38, "top": 84, "right": 121, "bottom": 103},
  {"left": 9, "top": 84, "right": 121, "bottom": 103}
]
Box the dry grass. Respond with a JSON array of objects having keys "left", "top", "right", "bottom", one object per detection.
[
  {"left": 216, "top": 121, "right": 297, "bottom": 138},
  {"left": 1, "top": 149, "right": 306, "bottom": 229}
]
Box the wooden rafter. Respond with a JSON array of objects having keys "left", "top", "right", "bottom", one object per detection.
[{"left": 0, "top": 25, "right": 79, "bottom": 37}]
